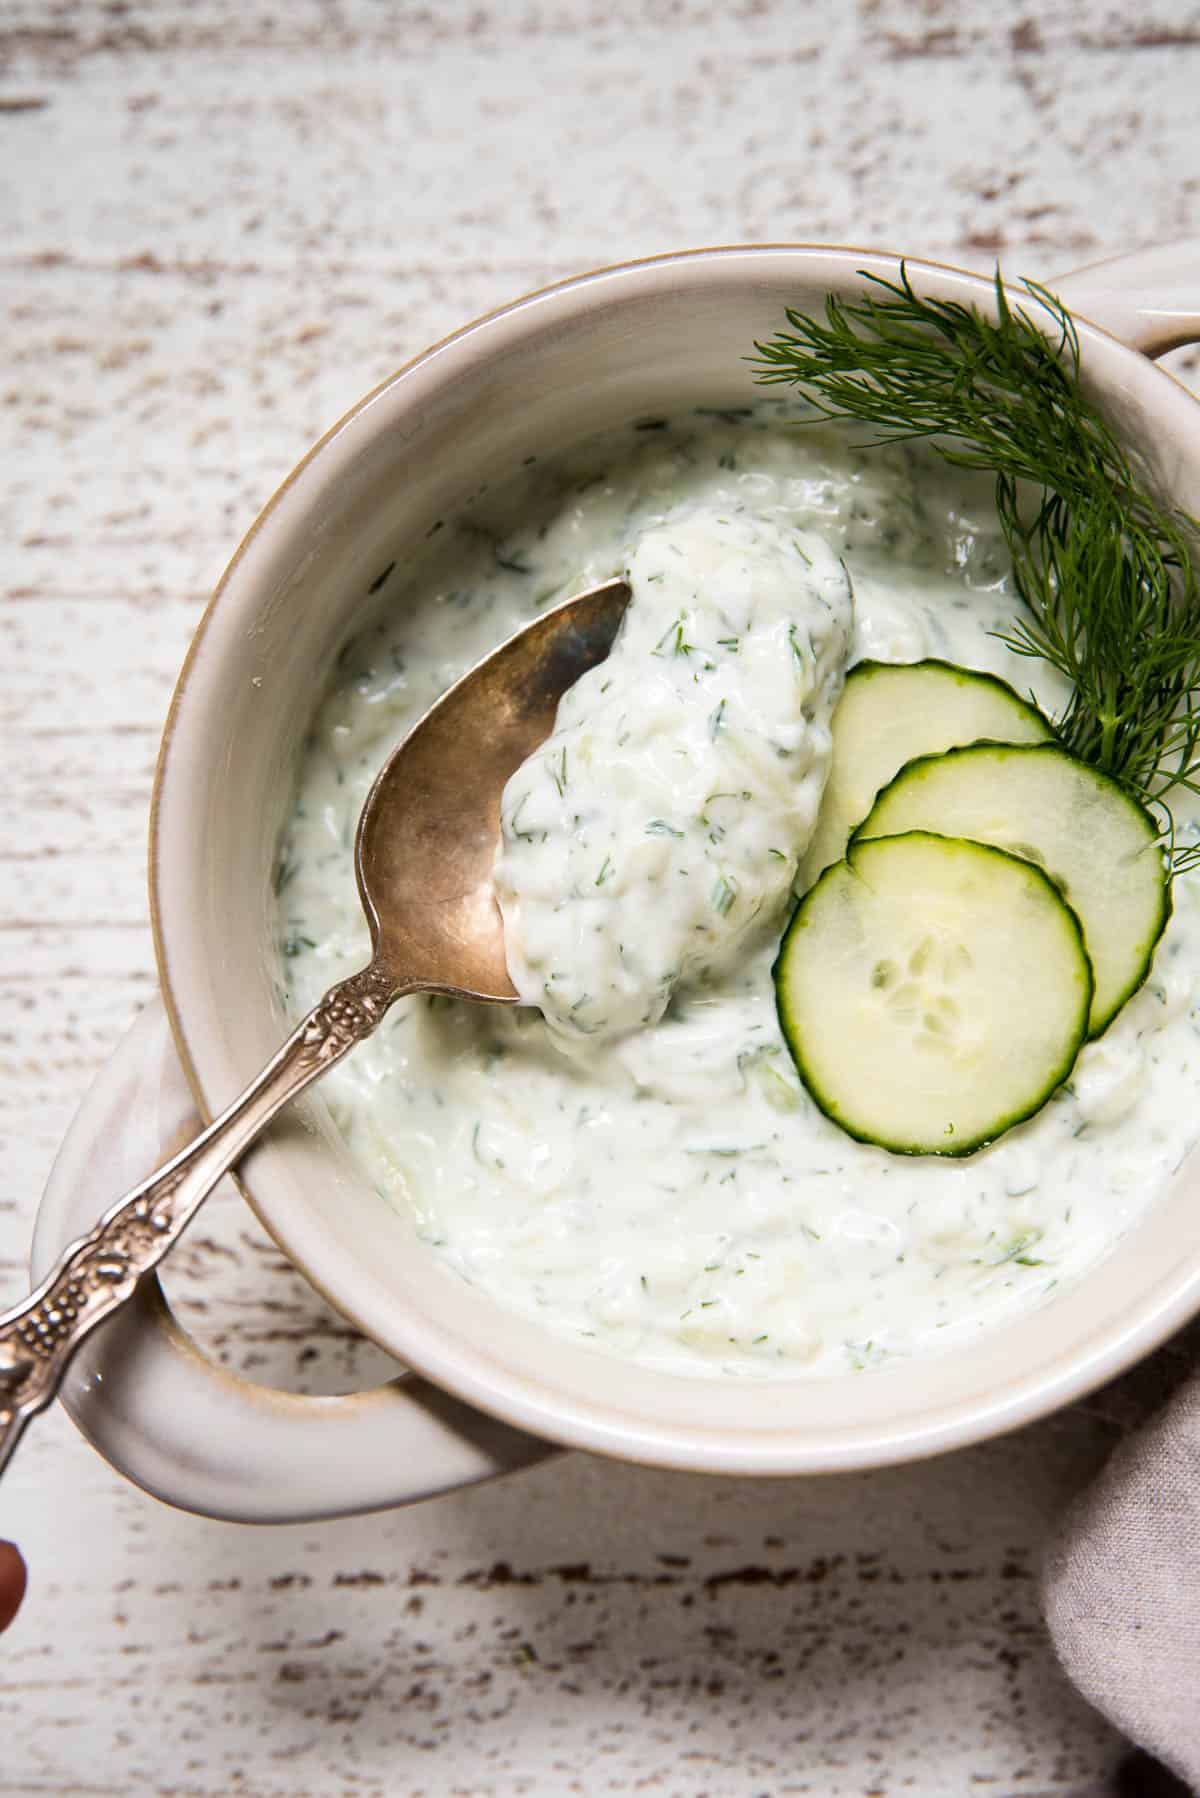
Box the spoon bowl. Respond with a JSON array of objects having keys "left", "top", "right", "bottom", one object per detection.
[
  {"left": 357, "top": 578, "right": 630, "bottom": 1000},
  {"left": 0, "top": 577, "right": 630, "bottom": 1474}
]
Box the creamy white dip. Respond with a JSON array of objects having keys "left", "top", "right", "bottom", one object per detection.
[
  {"left": 275, "top": 408, "right": 1200, "bottom": 1379},
  {"left": 495, "top": 509, "right": 853, "bottom": 1040}
]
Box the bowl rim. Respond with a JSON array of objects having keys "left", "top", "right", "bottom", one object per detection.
[{"left": 148, "top": 242, "right": 1200, "bottom": 1474}]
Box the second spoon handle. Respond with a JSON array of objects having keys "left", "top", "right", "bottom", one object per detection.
[{"left": 0, "top": 962, "right": 397, "bottom": 1477}]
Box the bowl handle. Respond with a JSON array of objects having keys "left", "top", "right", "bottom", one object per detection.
[
  {"left": 1052, "top": 239, "right": 1200, "bottom": 357},
  {"left": 30, "top": 1002, "right": 557, "bottom": 1523}
]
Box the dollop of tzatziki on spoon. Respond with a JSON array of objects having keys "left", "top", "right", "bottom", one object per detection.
[{"left": 494, "top": 505, "right": 853, "bottom": 1040}]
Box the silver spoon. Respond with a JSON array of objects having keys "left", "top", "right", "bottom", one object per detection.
[{"left": 0, "top": 577, "right": 631, "bottom": 1475}]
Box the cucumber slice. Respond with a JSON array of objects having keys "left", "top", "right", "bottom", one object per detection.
[
  {"left": 855, "top": 743, "right": 1169, "bottom": 1037},
  {"left": 775, "top": 833, "right": 1093, "bottom": 1157},
  {"left": 799, "top": 659, "right": 1053, "bottom": 886}
]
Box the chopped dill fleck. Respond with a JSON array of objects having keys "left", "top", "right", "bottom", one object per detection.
[
  {"left": 709, "top": 699, "right": 727, "bottom": 740},
  {"left": 367, "top": 559, "right": 396, "bottom": 595},
  {"left": 595, "top": 855, "right": 614, "bottom": 886},
  {"left": 685, "top": 1141, "right": 767, "bottom": 1157},
  {"left": 651, "top": 613, "right": 695, "bottom": 658},
  {"left": 495, "top": 548, "right": 534, "bottom": 574},
  {"left": 992, "top": 1228, "right": 1045, "bottom": 1267},
  {"left": 711, "top": 873, "right": 738, "bottom": 916},
  {"left": 788, "top": 622, "right": 811, "bottom": 668},
  {"left": 646, "top": 819, "right": 684, "bottom": 837},
  {"left": 508, "top": 792, "right": 535, "bottom": 841}
]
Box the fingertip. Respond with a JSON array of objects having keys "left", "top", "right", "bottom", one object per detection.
[{"left": 0, "top": 1541, "right": 27, "bottom": 1633}]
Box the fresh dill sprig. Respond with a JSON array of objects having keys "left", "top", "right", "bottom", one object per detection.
[{"left": 751, "top": 266, "right": 1200, "bottom": 873}]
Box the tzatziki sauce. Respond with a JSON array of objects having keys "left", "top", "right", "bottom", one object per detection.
[
  {"left": 275, "top": 407, "right": 1200, "bottom": 1380},
  {"left": 495, "top": 509, "right": 853, "bottom": 1041}
]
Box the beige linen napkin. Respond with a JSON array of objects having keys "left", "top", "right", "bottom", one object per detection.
[{"left": 1043, "top": 1322, "right": 1200, "bottom": 1790}]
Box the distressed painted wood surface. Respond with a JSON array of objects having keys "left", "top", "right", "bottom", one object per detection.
[{"left": 1, "top": 2, "right": 1198, "bottom": 1791}]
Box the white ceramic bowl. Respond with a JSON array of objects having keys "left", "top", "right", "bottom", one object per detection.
[{"left": 32, "top": 243, "right": 1200, "bottom": 1522}]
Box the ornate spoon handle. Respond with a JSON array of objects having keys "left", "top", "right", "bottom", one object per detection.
[{"left": 0, "top": 963, "right": 397, "bottom": 1476}]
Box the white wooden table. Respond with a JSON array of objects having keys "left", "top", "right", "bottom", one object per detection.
[{"left": 2, "top": 4, "right": 1198, "bottom": 1791}]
